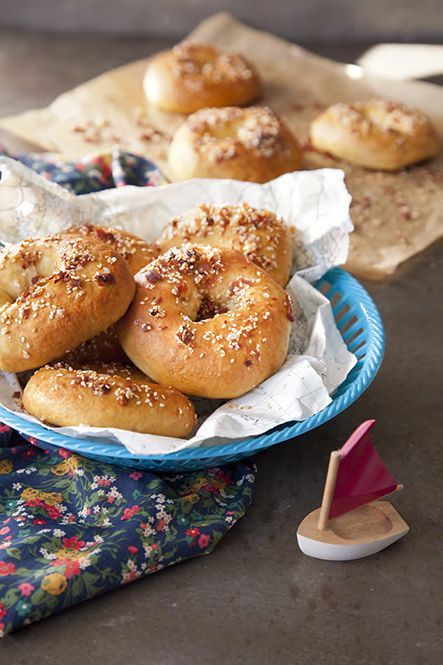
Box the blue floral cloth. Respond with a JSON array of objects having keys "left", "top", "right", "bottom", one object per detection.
[
  {"left": 0, "top": 150, "right": 255, "bottom": 635},
  {"left": 0, "top": 425, "right": 255, "bottom": 636},
  {"left": 0, "top": 146, "right": 167, "bottom": 193}
]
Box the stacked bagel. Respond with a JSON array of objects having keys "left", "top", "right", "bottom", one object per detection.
[
  {"left": 144, "top": 42, "right": 302, "bottom": 182},
  {"left": 2, "top": 204, "right": 296, "bottom": 438}
]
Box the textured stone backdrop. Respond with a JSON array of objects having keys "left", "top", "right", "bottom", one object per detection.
[{"left": 0, "top": 0, "right": 441, "bottom": 41}]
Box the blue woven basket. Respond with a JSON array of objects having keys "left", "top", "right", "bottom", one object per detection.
[{"left": 0, "top": 268, "right": 384, "bottom": 471}]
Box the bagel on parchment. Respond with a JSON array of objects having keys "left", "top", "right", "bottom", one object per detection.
[
  {"left": 168, "top": 106, "right": 301, "bottom": 183},
  {"left": 23, "top": 363, "right": 196, "bottom": 437},
  {"left": 118, "top": 244, "right": 293, "bottom": 399},
  {"left": 144, "top": 42, "right": 261, "bottom": 114},
  {"left": 0, "top": 232, "right": 135, "bottom": 372},
  {"left": 159, "top": 202, "right": 293, "bottom": 286},
  {"left": 310, "top": 99, "right": 440, "bottom": 171}
]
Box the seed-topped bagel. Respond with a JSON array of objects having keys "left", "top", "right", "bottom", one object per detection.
[
  {"left": 159, "top": 202, "right": 293, "bottom": 286},
  {"left": 23, "top": 362, "right": 196, "bottom": 437},
  {"left": 0, "top": 232, "right": 135, "bottom": 372},
  {"left": 60, "top": 225, "right": 159, "bottom": 366},
  {"left": 61, "top": 324, "right": 129, "bottom": 366},
  {"left": 310, "top": 99, "right": 440, "bottom": 171},
  {"left": 168, "top": 106, "right": 301, "bottom": 182},
  {"left": 118, "top": 244, "right": 293, "bottom": 398},
  {"left": 144, "top": 42, "right": 261, "bottom": 114},
  {"left": 65, "top": 224, "right": 160, "bottom": 275}
]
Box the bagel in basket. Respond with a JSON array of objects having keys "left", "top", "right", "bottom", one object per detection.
[
  {"left": 60, "top": 225, "right": 159, "bottom": 366},
  {"left": 62, "top": 324, "right": 129, "bottom": 365},
  {"left": 159, "top": 202, "right": 293, "bottom": 286},
  {"left": 310, "top": 99, "right": 440, "bottom": 171},
  {"left": 118, "top": 244, "right": 293, "bottom": 399},
  {"left": 0, "top": 232, "right": 135, "bottom": 372},
  {"left": 168, "top": 106, "right": 301, "bottom": 182},
  {"left": 64, "top": 224, "right": 160, "bottom": 275},
  {"left": 23, "top": 363, "right": 196, "bottom": 437},
  {"left": 144, "top": 42, "right": 261, "bottom": 114}
]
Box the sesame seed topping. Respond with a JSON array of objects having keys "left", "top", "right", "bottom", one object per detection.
[
  {"left": 184, "top": 106, "right": 287, "bottom": 162},
  {"left": 169, "top": 42, "right": 256, "bottom": 88},
  {"left": 161, "top": 202, "right": 291, "bottom": 283}
]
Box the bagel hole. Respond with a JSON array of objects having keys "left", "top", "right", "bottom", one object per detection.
[
  {"left": 195, "top": 295, "right": 228, "bottom": 322},
  {"left": 210, "top": 124, "right": 239, "bottom": 141}
]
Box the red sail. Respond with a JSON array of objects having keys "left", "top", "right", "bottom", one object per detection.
[{"left": 329, "top": 420, "right": 398, "bottom": 520}]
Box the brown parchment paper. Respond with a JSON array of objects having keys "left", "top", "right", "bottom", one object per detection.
[{"left": 1, "top": 13, "right": 442, "bottom": 278}]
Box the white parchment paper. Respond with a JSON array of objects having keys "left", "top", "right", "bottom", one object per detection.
[{"left": 0, "top": 157, "right": 356, "bottom": 455}]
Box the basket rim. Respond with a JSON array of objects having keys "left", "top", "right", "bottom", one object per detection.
[{"left": 0, "top": 267, "right": 384, "bottom": 463}]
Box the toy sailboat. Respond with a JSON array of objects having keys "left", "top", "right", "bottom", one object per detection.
[{"left": 297, "top": 420, "right": 409, "bottom": 561}]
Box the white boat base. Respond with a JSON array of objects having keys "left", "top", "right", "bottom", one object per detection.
[{"left": 297, "top": 501, "right": 409, "bottom": 561}]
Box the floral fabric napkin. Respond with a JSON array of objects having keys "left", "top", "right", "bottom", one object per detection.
[
  {"left": 0, "top": 426, "right": 255, "bottom": 636},
  {"left": 0, "top": 146, "right": 167, "bottom": 194},
  {"left": 0, "top": 149, "right": 254, "bottom": 636}
]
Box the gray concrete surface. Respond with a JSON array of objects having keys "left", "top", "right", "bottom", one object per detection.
[
  {"left": 1, "top": 1, "right": 442, "bottom": 42},
  {"left": 0, "top": 30, "right": 442, "bottom": 665}
]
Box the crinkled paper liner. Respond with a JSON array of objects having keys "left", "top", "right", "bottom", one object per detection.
[{"left": 0, "top": 159, "right": 356, "bottom": 455}]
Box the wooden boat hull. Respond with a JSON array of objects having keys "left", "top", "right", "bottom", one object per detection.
[{"left": 297, "top": 501, "right": 409, "bottom": 561}]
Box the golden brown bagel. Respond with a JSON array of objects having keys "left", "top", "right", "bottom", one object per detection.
[
  {"left": 144, "top": 42, "right": 261, "bottom": 114},
  {"left": 159, "top": 202, "right": 293, "bottom": 286},
  {"left": 23, "top": 363, "right": 196, "bottom": 437},
  {"left": 310, "top": 99, "right": 440, "bottom": 171},
  {"left": 61, "top": 226, "right": 159, "bottom": 365},
  {"left": 62, "top": 324, "right": 129, "bottom": 365},
  {"left": 168, "top": 106, "right": 301, "bottom": 182},
  {"left": 0, "top": 233, "right": 135, "bottom": 372},
  {"left": 118, "top": 244, "right": 293, "bottom": 399},
  {"left": 65, "top": 224, "right": 160, "bottom": 275}
]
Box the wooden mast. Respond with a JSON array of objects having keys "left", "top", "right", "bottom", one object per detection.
[{"left": 317, "top": 450, "right": 341, "bottom": 531}]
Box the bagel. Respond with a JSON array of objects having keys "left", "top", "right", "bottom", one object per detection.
[
  {"left": 0, "top": 232, "right": 135, "bottom": 372},
  {"left": 62, "top": 324, "right": 129, "bottom": 365},
  {"left": 60, "top": 226, "right": 159, "bottom": 365},
  {"left": 65, "top": 224, "right": 160, "bottom": 275},
  {"left": 168, "top": 106, "right": 301, "bottom": 182},
  {"left": 310, "top": 99, "right": 440, "bottom": 171},
  {"left": 159, "top": 203, "right": 293, "bottom": 286},
  {"left": 144, "top": 42, "right": 261, "bottom": 114},
  {"left": 118, "top": 244, "right": 293, "bottom": 399},
  {"left": 23, "top": 363, "right": 196, "bottom": 437}
]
